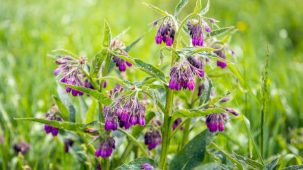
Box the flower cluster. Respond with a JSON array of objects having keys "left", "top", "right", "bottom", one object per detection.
[
  {"left": 44, "top": 113, "right": 62, "bottom": 137},
  {"left": 206, "top": 108, "right": 239, "bottom": 133},
  {"left": 95, "top": 137, "right": 115, "bottom": 158},
  {"left": 187, "top": 19, "right": 212, "bottom": 46},
  {"left": 141, "top": 163, "right": 154, "bottom": 170},
  {"left": 13, "top": 141, "right": 30, "bottom": 155},
  {"left": 169, "top": 56, "right": 204, "bottom": 91},
  {"left": 110, "top": 39, "right": 132, "bottom": 72},
  {"left": 104, "top": 96, "right": 146, "bottom": 131},
  {"left": 215, "top": 48, "right": 227, "bottom": 69},
  {"left": 155, "top": 18, "right": 176, "bottom": 46},
  {"left": 54, "top": 55, "right": 93, "bottom": 96},
  {"left": 144, "top": 129, "right": 162, "bottom": 150}
]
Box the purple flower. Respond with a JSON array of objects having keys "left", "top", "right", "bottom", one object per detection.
[
  {"left": 54, "top": 56, "right": 93, "bottom": 96},
  {"left": 169, "top": 56, "right": 204, "bottom": 91},
  {"left": 95, "top": 137, "right": 115, "bottom": 158},
  {"left": 104, "top": 96, "right": 146, "bottom": 131},
  {"left": 64, "top": 139, "right": 74, "bottom": 153},
  {"left": 144, "top": 129, "right": 162, "bottom": 150},
  {"left": 187, "top": 19, "right": 212, "bottom": 47},
  {"left": 13, "top": 141, "right": 30, "bottom": 155},
  {"left": 206, "top": 108, "right": 239, "bottom": 133},
  {"left": 155, "top": 18, "right": 176, "bottom": 46},
  {"left": 141, "top": 163, "right": 154, "bottom": 170},
  {"left": 44, "top": 113, "right": 62, "bottom": 137},
  {"left": 110, "top": 39, "right": 132, "bottom": 72},
  {"left": 172, "top": 118, "right": 182, "bottom": 130},
  {"left": 214, "top": 49, "right": 227, "bottom": 69},
  {"left": 206, "top": 114, "right": 226, "bottom": 133}
]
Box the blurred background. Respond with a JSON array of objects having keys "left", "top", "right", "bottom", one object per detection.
[{"left": 0, "top": 0, "right": 302, "bottom": 169}]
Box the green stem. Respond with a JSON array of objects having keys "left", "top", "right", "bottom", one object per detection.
[
  {"left": 159, "top": 13, "right": 195, "bottom": 170},
  {"left": 180, "top": 119, "right": 191, "bottom": 147}
]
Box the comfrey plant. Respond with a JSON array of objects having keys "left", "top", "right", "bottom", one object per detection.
[{"left": 17, "top": 1, "right": 245, "bottom": 169}]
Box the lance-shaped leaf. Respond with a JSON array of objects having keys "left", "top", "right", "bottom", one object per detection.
[
  {"left": 173, "top": 107, "right": 225, "bottom": 119},
  {"left": 91, "top": 21, "right": 112, "bottom": 77},
  {"left": 169, "top": 130, "right": 214, "bottom": 170},
  {"left": 283, "top": 165, "right": 303, "bottom": 170},
  {"left": 57, "top": 85, "right": 76, "bottom": 122},
  {"left": 52, "top": 95, "right": 69, "bottom": 120},
  {"left": 62, "top": 84, "right": 112, "bottom": 105},
  {"left": 134, "top": 59, "right": 167, "bottom": 84},
  {"left": 14, "top": 118, "right": 87, "bottom": 132},
  {"left": 85, "top": 99, "right": 97, "bottom": 124},
  {"left": 194, "top": 0, "right": 202, "bottom": 14},
  {"left": 199, "top": 78, "right": 212, "bottom": 105},
  {"left": 208, "top": 27, "right": 235, "bottom": 37},
  {"left": 174, "top": 0, "right": 188, "bottom": 16},
  {"left": 199, "top": 0, "right": 210, "bottom": 15},
  {"left": 125, "top": 35, "right": 144, "bottom": 52},
  {"left": 234, "top": 154, "right": 263, "bottom": 169},
  {"left": 115, "top": 157, "right": 156, "bottom": 170},
  {"left": 228, "top": 62, "right": 245, "bottom": 88},
  {"left": 142, "top": 2, "right": 170, "bottom": 16}
]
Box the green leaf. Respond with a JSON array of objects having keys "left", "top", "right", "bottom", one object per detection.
[
  {"left": 14, "top": 118, "right": 86, "bottom": 131},
  {"left": 228, "top": 63, "right": 245, "bottom": 89},
  {"left": 173, "top": 107, "right": 225, "bottom": 119},
  {"left": 208, "top": 27, "right": 235, "bottom": 37},
  {"left": 169, "top": 130, "right": 214, "bottom": 170},
  {"left": 142, "top": 2, "right": 170, "bottom": 16},
  {"left": 199, "top": 0, "right": 210, "bottom": 15},
  {"left": 210, "top": 142, "right": 243, "bottom": 169},
  {"left": 117, "top": 128, "right": 150, "bottom": 158},
  {"left": 91, "top": 21, "right": 112, "bottom": 77},
  {"left": 91, "top": 48, "right": 108, "bottom": 77},
  {"left": 193, "top": 163, "right": 222, "bottom": 170},
  {"left": 283, "top": 165, "right": 303, "bottom": 170},
  {"left": 125, "top": 35, "right": 144, "bottom": 52},
  {"left": 115, "top": 157, "right": 156, "bottom": 170},
  {"left": 57, "top": 85, "right": 76, "bottom": 122},
  {"left": 199, "top": 78, "right": 212, "bottom": 105},
  {"left": 194, "top": 0, "right": 202, "bottom": 14},
  {"left": 265, "top": 158, "right": 279, "bottom": 170},
  {"left": 134, "top": 58, "right": 167, "bottom": 84},
  {"left": 174, "top": 0, "right": 188, "bottom": 16},
  {"left": 62, "top": 84, "right": 112, "bottom": 105},
  {"left": 102, "top": 20, "right": 112, "bottom": 48},
  {"left": 234, "top": 154, "right": 263, "bottom": 169},
  {"left": 52, "top": 95, "right": 69, "bottom": 120},
  {"left": 85, "top": 99, "right": 97, "bottom": 124}
]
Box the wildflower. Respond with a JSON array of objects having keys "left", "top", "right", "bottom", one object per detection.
[
  {"left": 104, "top": 96, "right": 146, "bottom": 131},
  {"left": 64, "top": 139, "right": 74, "bottom": 153},
  {"left": 206, "top": 108, "right": 239, "bottom": 133},
  {"left": 155, "top": 17, "right": 176, "bottom": 46},
  {"left": 13, "top": 141, "right": 30, "bottom": 155},
  {"left": 172, "top": 118, "right": 182, "bottom": 130},
  {"left": 187, "top": 19, "right": 212, "bottom": 46},
  {"left": 214, "top": 47, "right": 227, "bottom": 69},
  {"left": 169, "top": 56, "right": 204, "bottom": 91},
  {"left": 144, "top": 129, "right": 162, "bottom": 150},
  {"left": 110, "top": 39, "right": 132, "bottom": 72},
  {"left": 95, "top": 137, "right": 115, "bottom": 158},
  {"left": 54, "top": 55, "right": 93, "bottom": 96},
  {"left": 44, "top": 112, "right": 62, "bottom": 137},
  {"left": 141, "top": 163, "right": 154, "bottom": 170}
]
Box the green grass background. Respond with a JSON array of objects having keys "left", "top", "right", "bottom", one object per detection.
[{"left": 0, "top": 0, "right": 302, "bottom": 169}]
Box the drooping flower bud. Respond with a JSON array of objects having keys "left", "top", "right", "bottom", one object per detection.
[
  {"left": 13, "top": 141, "right": 30, "bottom": 155},
  {"left": 144, "top": 129, "right": 162, "bottom": 150},
  {"left": 64, "top": 139, "right": 74, "bottom": 153},
  {"left": 54, "top": 56, "right": 93, "bottom": 96},
  {"left": 169, "top": 57, "right": 204, "bottom": 91},
  {"left": 187, "top": 19, "right": 212, "bottom": 47},
  {"left": 155, "top": 17, "right": 176, "bottom": 46},
  {"left": 206, "top": 108, "right": 239, "bottom": 133},
  {"left": 44, "top": 108, "right": 63, "bottom": 137},
  {"left": 172, "top": 118, "right": 183, "bottom": 130},
  {"left": 110, "top": 39, "right": 132, "bottom": 72},
  {"left": 95, "top": 137, "right": 115, "bottom": 158},
  {"left": 141, "top": 163, "right": 154, "bottom": 170}
]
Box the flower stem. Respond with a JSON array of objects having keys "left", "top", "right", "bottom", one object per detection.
[{"left": 159, "top": 13, "right": 195, "bottom": 170}]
